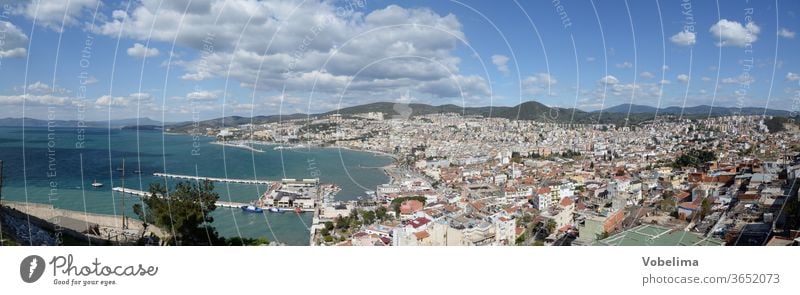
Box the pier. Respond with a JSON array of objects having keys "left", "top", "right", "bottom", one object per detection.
[
  {"left": 111, "top": 187, "right": 314, "bottom": 212},
  {"left": 153, "top": 173, "right": 272, "bottom": 185},
  {"left": 112, "top": 187, "right": 250, "bottom": 208}
]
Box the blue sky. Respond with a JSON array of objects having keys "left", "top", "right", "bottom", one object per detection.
[{"left": 0, "top": 0, "right": 798, "bottom": 121}]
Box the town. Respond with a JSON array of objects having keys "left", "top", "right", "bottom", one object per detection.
[{"left": 183, "top": 109, "right": 800, "bottom": 246}]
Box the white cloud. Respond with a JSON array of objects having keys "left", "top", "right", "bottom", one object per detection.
[
  {"left": 599, "top": 75, "right": 619, "bottom": 85},
  {"left": 662, "top": 65, "right": 670, "bottom": 71},
  {"left": 670, "top": 30, "right": 696, "bottom": 46},
  {"left": 676, "top": 74, "right": 690, "bottom": 83},
  {"left": 701, "top": 76, "right": 711, "bottom": 82},
  {"left": 491, "top": 54, "right": 509, "bottom": 75},
  {"left": 640, "top": 72, "right": 655, "bottom": 79},
  {"left": 615, "top": 61, "right": 633, "bottom": 69},
  {"left": 709, "top": 19, "right": 760, "bottom": 47},
  {"left": 522, "top": 73, "right": 557, "bottom": 95},
  {"left": 186, "top": 90, "right": 221, "bottom": 101},
  {"left": 786, "top": 72, "right": 800, "bottom": 81},
  {"left": 126, "top": 43, "right": 160, "bottom": 58},
  {"left": 659, "top": 79, "right": 671, "bottom": 85},
  {"left": 97, "top": 2, "right": 479, "bottom": 101},
  {"left": 95, "top": 93, "right": 153, "bottom": 107},
  {"left": 586, "top": 57, "right": 596, "bottom": 63},
  {"left": 0, "top": 21, "right": 28, "bottom": 58},
  {"left": 778, "top": 28, "right": 795, "bottom": 39},
  {"left": 15, "top": 0, "right": 99, "bottom": 31},
  {"left": 721, "top": 74, "right": 755, "bottom": 85},
  {"left": 0, "top": 94, "right": 75, "bottom": 106}
]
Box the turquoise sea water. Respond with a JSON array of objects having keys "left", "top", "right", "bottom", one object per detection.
[{"left": 0, "top": 127, "right": 391, "bottom": 245}]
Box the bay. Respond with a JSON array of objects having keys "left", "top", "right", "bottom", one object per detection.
[{"left": 0, "top": 127, "right": 392, "bottom": 245}]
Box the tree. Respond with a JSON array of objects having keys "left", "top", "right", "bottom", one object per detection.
[
  {"left": 361, "top": 210, "right": 376, "bottom": 225},
  {"left": 225, "top": 237, "right": 270, "bottom": 246},
  {"left": 324, "top": 221, "right": 334, "bottom": 231},
  {"left": 699, "top": 198, "right": 712, "bottom": 220},
  {"left": 660, "top": 196, "right": 676, "bottom": 213},
  {"left": 133, "top": 180, "right": 224, "bottom": 245},
  {"left": 375, "top": 206, "right": 388, "bottom": 221},
  {"left": 546, "top": 219, "right": 557, "bottom": 234}
]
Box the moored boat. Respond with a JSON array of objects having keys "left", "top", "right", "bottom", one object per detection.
[
  {"left": 91, "top": 179, "right": 103, "bottom": 188},
  {"left": 241, "top": 205, "right": 264, "bottom": 213}
]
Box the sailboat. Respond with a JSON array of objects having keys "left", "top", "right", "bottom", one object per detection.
[{"left": 91, "top": 179, "right": 103, "bottom": 188}]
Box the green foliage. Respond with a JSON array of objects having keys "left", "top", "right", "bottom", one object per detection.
[
  {"left": 660, "top": 195, "right": 677, "bottom": 213},
  {"left": 361, "top": 210, "right": 376, "bottom": 225},
  {"left": 225, "top": 237, "right": 270, "bottom": 246},
  {"left": 515, "top": 234, "right": 526, "bottom": 245},
  {"left": 375, "top": 206, "right": 388, "bottom": 221},
  {"left": 323, "top": 235, "right": 334, "bottom": 243},
  {"left": 673, "top": 149, "right": 716, "bottom": 169},
  {"left": 546, "top": 219, "right": 557, "bottom": 233},
  {"left": 764, "top": 117, "right": 788, "bottom": 133},
  {"left": 132, "top": 180, "right": 224, "bottom": 246}
]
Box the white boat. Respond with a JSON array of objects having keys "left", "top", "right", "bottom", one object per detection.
[{"left": 91, "top": 179, "right": 103, "bottom": 188}]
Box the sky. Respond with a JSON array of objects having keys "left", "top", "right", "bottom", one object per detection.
[{"left": 0, "top": 0, "right": 798, "bottom": 121}]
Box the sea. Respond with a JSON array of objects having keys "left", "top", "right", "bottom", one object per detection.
[{"left": 0, "top": 126, "right": 393, "bottom": 245}]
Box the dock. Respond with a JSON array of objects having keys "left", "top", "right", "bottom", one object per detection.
[
  {"left": 111, "top": 187, "right": 313, "bottom": 212},
  {"left": 112, "top": 187, "right": 249, "bottom": 209},
  {"left": 153, "top": 173, "right": 272, "bottom": 185}
]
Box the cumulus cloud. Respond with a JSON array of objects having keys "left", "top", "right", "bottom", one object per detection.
[
  {"left": 0, "top": 94, "right": 75, "bottom": 106},
  {"left": 778, "top": 28, "right": 795, "bottom": 39},
  {"left": 786, "top": 72, "right": 800, "bottom": 81},
  {"left": 96, "top": 1, "right": 484, "bottom": 101},
  {"left": 709, "top": 19, "right": 760, "bottom": 47},
  {"left": 522, "top": 73, "right": 557, "bottom": 95},
  {"left": 640, "top": 72, "right": 655, "bottom": 79},
  {"left": 95, "top": 92, "right": 153, "bottom": 107},
  {"left": 15, "top": 0, "right": 99, "bottom": 31},
  {"left": 491, "top": 54, "right": 510, "bottom": 75},
  {"left": 186, "top": 90, "right": 221, "bottom": 101},
  {"left": 670, "top": 30, "right": 696, "bottom": 46},
  {"left": 599, "top": 75, "right": 619, "bottom": 85},
  {"left": 0, "top": 21, "right": 28, "bottom": 58},
  {"left": 676, "top": 74, "right": 690, "bottom": 83},
  {"left": 127, "top": 43, "right": 160, "bottom": 58},
  {"left": 721, "top": 74, "right": 755, "bottom": 85}
]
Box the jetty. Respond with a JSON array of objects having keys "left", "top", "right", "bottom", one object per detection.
[
  {"left": 112, "top": 187, "right": 250, "bottom": 209},
  {"left": 153, "top": 173, "right": 272, "bottom": 185}
]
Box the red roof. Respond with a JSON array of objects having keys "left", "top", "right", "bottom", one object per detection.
[
  {"left": 400, "top": 200, "right": 424, "bottom": 214},
  {"left": 409, "top": 217, "right": 431, "bottom": 229},
  {"left": 559, "top": 197, "right": 574, "bottom": 207},
  {"left": 414, "top": 231, "right": 430, "bottom": 240}
]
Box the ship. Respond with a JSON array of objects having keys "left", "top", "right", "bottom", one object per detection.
[
  {"left": 91, "top": 179, "right": 103, "bottom": 188},
  {"left": 241, "top": 205, "right": 264, "bottom": 213}
]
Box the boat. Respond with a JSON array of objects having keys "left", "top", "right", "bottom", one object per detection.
[
  {"left": 133, "top": 170, "right": 142, "bottom": 174},
  {"left": 241, "top": 205, "right": 263, "bottom": 213},
  {"left": 294, "top": 207, "right": 303, "bottom": 214},
  {"left": 91, "top": 179, "right": 103, "bottom": 188},
  {"left": 268, "top": 207, "right": 285, "bottom": 213}
]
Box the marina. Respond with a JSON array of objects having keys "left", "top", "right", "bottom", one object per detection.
[{"left": 111, "top": 187, "right": 316, "bottom": 212}]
